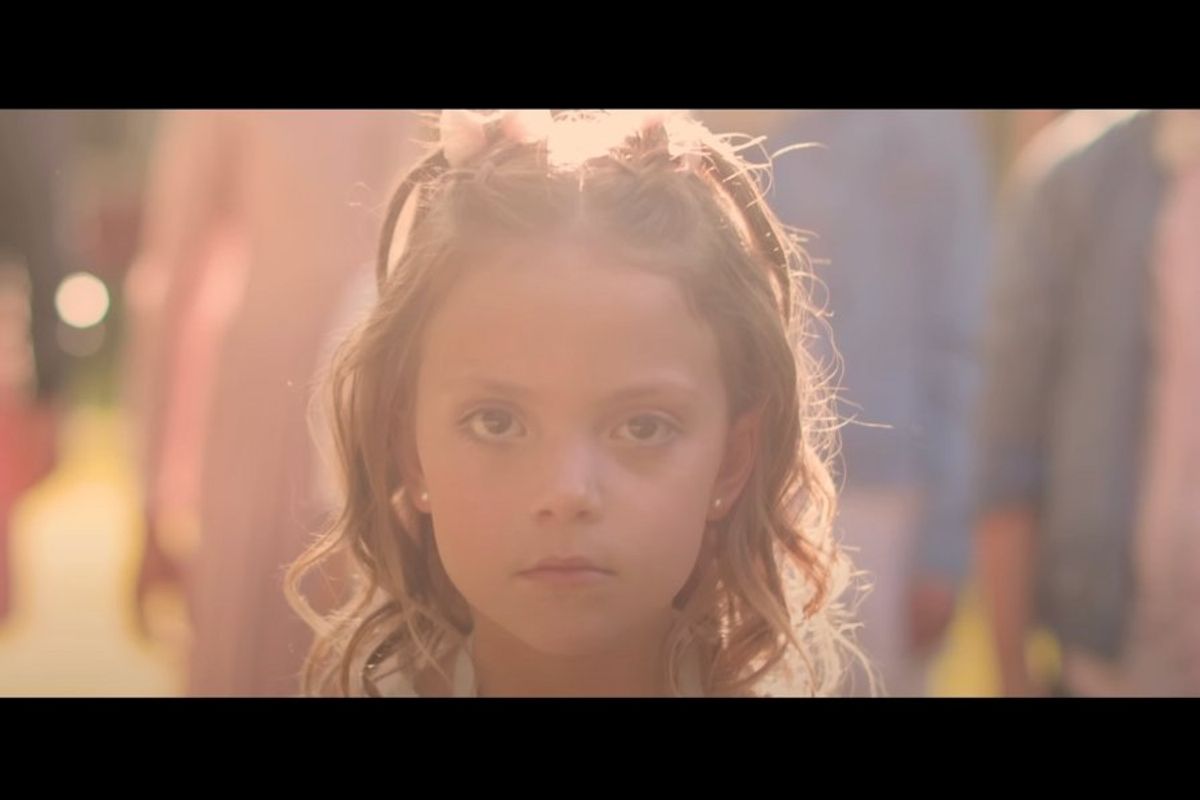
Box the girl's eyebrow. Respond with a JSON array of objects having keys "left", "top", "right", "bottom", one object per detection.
[{"left": 440, "top": 374, "right": 704, "bottom": 404}]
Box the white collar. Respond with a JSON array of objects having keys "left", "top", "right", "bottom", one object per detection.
[{"left": 374, "top": 637, "right": 706, "bottom": 698}]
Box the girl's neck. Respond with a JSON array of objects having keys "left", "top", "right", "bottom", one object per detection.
[{"left": 467, "top": 613, "right": 676, "bottom": 698}]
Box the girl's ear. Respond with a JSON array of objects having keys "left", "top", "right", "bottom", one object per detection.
[
  {"left": 707, "top": 404, "right": 766, "bottom": 522},
  {"left": 396, "top": 439, "right": 431, "bottom": 515}
]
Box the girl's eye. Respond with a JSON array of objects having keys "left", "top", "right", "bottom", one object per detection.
[
  {"left": 462, "top": 408, "right": 526, "bottom": 441},
  {"left": 614, "top": 414, "right": 678, "bottom": 445}
]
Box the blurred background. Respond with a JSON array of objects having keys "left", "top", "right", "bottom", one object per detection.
[{"left": 3, "top": 109, "right": 1193, "bottom": 697}]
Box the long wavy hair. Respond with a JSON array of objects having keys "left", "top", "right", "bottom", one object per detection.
[{"left": 286, "top": 110, "right": 870, "bottom": 697}]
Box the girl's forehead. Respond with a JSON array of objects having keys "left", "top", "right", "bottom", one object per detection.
[{"left": 418, "top": 244, "right": 725, "bottom": 396}]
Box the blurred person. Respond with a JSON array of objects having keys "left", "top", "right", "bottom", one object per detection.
[
  {"left": 758, "top": 110, "right": 993, "bottom": 696},
  {"left": 0, "top": 111, "right": 74, "bottom": 624},
  {"left": 977, "top": 109, "right": 1200, "bottom": 697},
  {"left": 124, "top": 110, "right": 421, "bottom": 695}
]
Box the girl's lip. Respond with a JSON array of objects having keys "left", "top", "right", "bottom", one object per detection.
[
  {"left": 518, "top": 556, "right": 615, "bottom": 583},
  {"left": 523, "top": 556, "right": 612, "bottom": 573}
]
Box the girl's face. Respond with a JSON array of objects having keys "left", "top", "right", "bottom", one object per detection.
[{"left": 409, "top": 241, "right": 757, "bottom": 657}]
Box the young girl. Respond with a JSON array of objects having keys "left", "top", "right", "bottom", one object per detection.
[{"left": 286, "top": 109, "right": 868, "bottom": 697}]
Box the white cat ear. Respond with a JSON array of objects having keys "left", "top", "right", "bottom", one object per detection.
[
  {"left": 499, "top": 109, "right": 553, "bottom": 144},
  {"left": 439, "top": 109, "right": 489, "bottom": 167}
]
